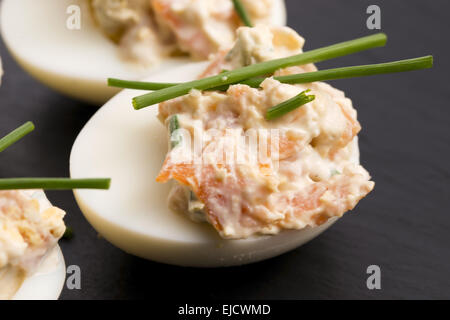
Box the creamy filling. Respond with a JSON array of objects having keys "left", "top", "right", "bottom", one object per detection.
[
  {"left": 157, "top": 25, "right": 374, "bottom": 239},
  {"left": 0, "top": 190, "right": 66, "bottom": 299},
  {"left": 88, "top": 0, "right": 275, "bottom": 66}
]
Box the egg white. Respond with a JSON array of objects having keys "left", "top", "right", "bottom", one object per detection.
[
  {"left": 0, "top": 0, "right": 287, "bottom": 105},
  {"left": 69, "top": 62, "right": 360, "bottom": 267},
  {"left": 12, "top": 245, "right": 66, "bottom": 300}
]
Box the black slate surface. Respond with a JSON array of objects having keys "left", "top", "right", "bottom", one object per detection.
[{"left": 0, "top": 0, "right": 449, "bottom": 300}]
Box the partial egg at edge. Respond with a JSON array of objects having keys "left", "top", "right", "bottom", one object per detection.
[
  {"left": 0, "top": 0, "right": 287, "bottom": 105},
  {"left": 11, "top": 190, "right": 66, "bottom": 300}
]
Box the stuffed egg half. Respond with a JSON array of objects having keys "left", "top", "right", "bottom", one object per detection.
[
  {"left": 0, "top": 0, "right": 287, "bottom": 104},
  {"left": 70, "top": 25, "right": 373, "bottom": 267}
]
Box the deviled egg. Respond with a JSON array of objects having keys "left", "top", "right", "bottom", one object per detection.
[
  {"left": 0, "top": 0, "right": 286, "bottom": 104},
  {"left": 70, "top": 26, "right": 374, "bottom": 266},
  {"left": 0, "top": 190, "right": 66, "bottom": 300}
]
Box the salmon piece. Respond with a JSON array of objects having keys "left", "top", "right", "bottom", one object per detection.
[
  {"left": 291, "top": 184, "right": 326, "bottom": 213},
  {"left": 258, "top": 163, "right": 272, "bottom": 176},
  {"left": 157, "top": 158, "right": 229, "bottom": 232},
  {"left": 151, "top": 0, "right": 220, "bottom": 59},
  {"left": 198, "top": 50, "right": 228, "bottom": 78},
  {"left": 152, "top": 0, "right": 181, "bottom": 27},
  {"left": 312, "top": 94, "right": 362, "bottom": 159},
  {"left": 278, "top": 172, "right": 373, "bottom": 228},
  {"left": 255, "top": 129, "right": 307, "bottom": 162},
  {"left": 157, "top": 150, "right": 277, "bottom": 235},
  {"left": 327, "top": 105, "right": 361, "bottom": 158},
  {"left": 277, "top": 134, "right": 303, "bottom": 160},
  {"left": 156, "top": 161, "right": 197, "bottom": 187},
  {"left": 339, "top": 104, "right": 361, "bottom": 146}
]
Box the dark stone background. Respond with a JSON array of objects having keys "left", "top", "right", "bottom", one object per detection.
[{"left": 0, "top": 0, "right": 448, "bottom": 299}]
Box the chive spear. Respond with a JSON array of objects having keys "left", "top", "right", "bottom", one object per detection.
[
  {"left": 242, "top": 55, "right": 433, "bottom": 88},
  {"left": 232, "top": 0, "right": 253, "bottom": 27},
  {"left": 0, "top": 121, "right": 35, "bottom": 152},
  {"left": 0, "top": 122, "right": 111, "bottom": 191},
  {"left": 132, "top": 33, "right": 388, "bottom": 109},
  {"left": 109, "top": 56, "right": 433, "bottom": 92},
  {"left": 266, "top": 90, "right": 316, "bottom": 120},
  {"left": 108, "top": 78, "right": 175, "bottom": 90},
  {"left": 0, "top": 178, "right": 111, "bottom": 190}
]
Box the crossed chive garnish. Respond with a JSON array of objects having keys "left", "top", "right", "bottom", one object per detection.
[
  {"left": 107, "top": 32, "right": 433, "bottom": 120},
  {"left": 0, "top": 122, "right": 111, "bottom": 190},
  {"left": 108, "top": 56, "right": 432, "bottom": 92}
]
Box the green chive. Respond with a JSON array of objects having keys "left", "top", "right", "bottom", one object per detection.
[
  {"left": 169, "top": 115, "right": 181, "bottom": 148},
  {"left": 266, "top": 90, "right": 315, "bottom": 120},
  {"left": 132, "top": 33, "right": 387, "bottom": 109},
  {"left": 242, "top": 55, "right": 434, "bottom": 88},
  {"left": 0, "top": 178, "right": 111, "bottom": 190},
  {"left": 232, "top": 0, "right": 253, "bottom": 27},
  {"left": 108, "top": 78, "right": 175, "bottom": 91},
  {"left": 0, "top": 122, "right": 35, "bottom": 152},
  {"left": 331, "top": 169, "right": 341, "bottom": 177}
]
